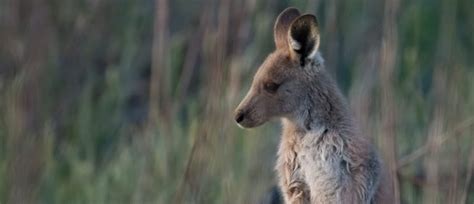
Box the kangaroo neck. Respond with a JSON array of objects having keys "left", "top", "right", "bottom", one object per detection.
[{"left": 283, "top": 68, "right": 352, "bottom": 136}]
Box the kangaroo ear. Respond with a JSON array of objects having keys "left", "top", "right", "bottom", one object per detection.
[
  {"left": 288, "top": 14, "right": 320, "bottom": 65},
  {"left": 274, "top": 7, "right": 301, "bottom": 50}
]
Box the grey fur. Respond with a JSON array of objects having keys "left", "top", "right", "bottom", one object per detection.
[{"left": 234, "top": 8, "right": 393, "bottom": 204}]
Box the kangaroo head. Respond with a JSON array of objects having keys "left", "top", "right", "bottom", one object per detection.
[{"left": 234, "top": 8, "right": 321, "bottom": 128}]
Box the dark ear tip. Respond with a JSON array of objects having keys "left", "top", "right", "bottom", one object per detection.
[{"left": 294, "top": 14, "right": 319, "bottom": 26}]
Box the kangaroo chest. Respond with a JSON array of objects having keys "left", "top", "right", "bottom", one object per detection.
[{"left": 276, "top": 130, "right": 348, "bottom": 202}]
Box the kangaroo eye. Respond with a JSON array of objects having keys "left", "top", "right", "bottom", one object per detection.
[{"left": 263, "top": 82, "right": 281, "bottom": 93}]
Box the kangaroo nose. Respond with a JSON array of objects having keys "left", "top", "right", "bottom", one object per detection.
[{"left": 235, "top": 111, "right": 245, "bottom": 123}]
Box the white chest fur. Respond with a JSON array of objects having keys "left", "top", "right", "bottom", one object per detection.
[{"left": 276, "top": 126, "right": 351, "bottom": 203}]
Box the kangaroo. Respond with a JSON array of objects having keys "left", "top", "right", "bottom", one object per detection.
[{"left": 234, "top": 8, "right": 392, "bottom": 204}]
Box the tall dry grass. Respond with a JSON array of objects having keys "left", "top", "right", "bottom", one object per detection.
[{"left": 0, "top": 0, "right": 473, "bottom": 203}]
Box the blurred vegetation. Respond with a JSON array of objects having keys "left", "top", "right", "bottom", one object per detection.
[{"left": 0, "top": 0, "right": 473, "bottom": 203}]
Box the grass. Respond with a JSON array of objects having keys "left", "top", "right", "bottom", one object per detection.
[{"left": 1, "top": 0, "right": 474, "bottom": 203}]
